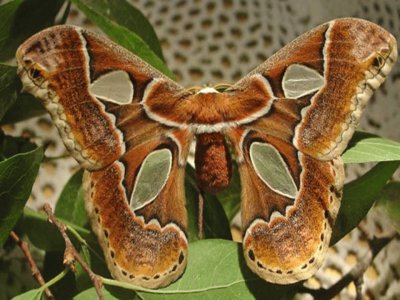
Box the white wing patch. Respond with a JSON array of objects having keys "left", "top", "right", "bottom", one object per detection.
[
  {"left": 90, "top": 70, "right": 134, "bottom": 104},
  {"left": 250, "top": 142, "right": 298, "bottom": 199},
  {"left": 197, "top": 87, "right": 219, "bottom": 94},
  {"left": 130, "top": 149, "right": 172, "bottom": 211},
  {"left": 282, "top": 64, "right": 324, "bottom": 99}
]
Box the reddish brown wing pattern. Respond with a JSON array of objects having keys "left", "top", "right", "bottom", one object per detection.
[
  {"left": 242, "top": 18, "right": 397, "bottom": 160},
  {"left": 16, "top": 18, "right": 397, "bottom": 288},
  {"left": 226, "top": 18, "right": 397, "bottom": 283},
  {"left": 16, "top": 26, "right": 193, "bottom": 288},
  {"left": 84, "top": 131, "right": 191, "bottom": 288},
  {"left": 227, "top": 128, "right": 344, "bottom": 283}
]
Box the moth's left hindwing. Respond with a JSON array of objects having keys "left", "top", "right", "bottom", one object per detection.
[
  {"left": 83, "top": 130, "right": 192, "bottom": 288},
  {"left": 16, "top": 26, "right": 193, "bottom": 288},
  {"left": 227, "top": 18, "right": 397, "bottom": 284}
]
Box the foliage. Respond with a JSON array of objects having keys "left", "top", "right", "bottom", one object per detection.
[
  {"left": 375, "top": 182, "right": 400, "bottom": 233},
  {"left": 0, "top": 1, "right": 399, "bottom": 299}
]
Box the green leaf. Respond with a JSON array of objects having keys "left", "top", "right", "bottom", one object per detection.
[
  {"left": 74, "top": 242, "right": 110, "bottom": 293},
  {"left": 75, "top": 245, "right": 94, "bottom": 292},
  {"left": 185, "top": 166, "right": 232, "bottom": 241},
  {"left": 0, "top": 0, "right": 65, "bottom": 61},
  {"left": 202, "top": 193, "right": 232, "bottom": 240},
  {"left": 185, "top": 173, "right": 201, "bottom": 242},
  {"left": 74, "top": 286, "right": 139, "bottom": 299},
  {"left": 72, "top": 0, "right": 164, "bottom": 60},
  {"left": 43, "top": 251, "right": 78, "bottom": 299},
  {"left": 375, "top": 181, "right": 400, "bottom": 233},
  {"left": 331, "top": 161, "right": 400, "bottom": 244},
  {"left": 71, "top": 0, "right": 173, "bottom": 78},
  {"left": 152, "top": 240, "right": 290, "bottom": 299},
  {"left": 0, "top": 64, "right": 45, "bottom": 125},
  {"left": 75, "top": 240, "right": 296, "bottom": 300},
  {"left": 0, "top": 146, "right": 43, "bottom": 247},
  {"left": 0, "top": 64, "right": 18, "bottom": 121},
  {"left": 343, "top": 132, "right": 400, "bottom": 163},
  {"left": 1, "top": 92, "right": 45, "bottom": 124},
  {"left": 55, "top": 169, "right": 88, "bottom": 227},
  {"left": 216, "top": 164, "right": 241, "bottom": 222},
  {"left": 152, "top": 240, "right": 295, "bottom": 299},
  {"left": 11, "top": 288, "right": 42, "bottom": 300},
  {"left": 0, "top": 134, "right": 36, "bottom": 161},
  {"left": 19, "top": 208, "right": 65, "bottom": 251}
]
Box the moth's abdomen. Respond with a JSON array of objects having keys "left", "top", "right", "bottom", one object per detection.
[{"left": 195, "top": 133, "right": 232, "bottom": 194}]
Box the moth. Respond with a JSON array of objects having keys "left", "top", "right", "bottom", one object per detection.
[{"left": 16, "top": 18, "right": 397, "bottom": 288}]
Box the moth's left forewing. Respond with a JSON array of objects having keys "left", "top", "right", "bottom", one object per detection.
[
  {"left": 16, "top": 26, "right": 189, "bottom": 169},
  {"left": 226, "top": 18, "right": 397, "bottom": 284},
  {"left": 16, "top": 26, "right": 127, "bottom": 170}
]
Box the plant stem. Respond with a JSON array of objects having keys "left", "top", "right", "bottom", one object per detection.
[
  {"left": 43, "top": 203, "right": 104, "bottom": 300},
  {"left": 40, "top": 268, "right": 69, "bottom": 291},
  {"left": 66, "top": 224, "right": 104, "bottom": 262},
  {"left": 9, "top": 231, "right": 54, "bottom": 299}
]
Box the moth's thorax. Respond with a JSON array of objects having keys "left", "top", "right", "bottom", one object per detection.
[
  {"left": 186, "top": 90, "right": 230, "bottom": 124},
  {"left": 142, "top": 75, "right": 274, "bottom": 132},
  {"left": 184, "top": 77, "right": 273, "bottom": 129}
]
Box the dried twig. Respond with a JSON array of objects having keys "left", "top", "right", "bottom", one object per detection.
[
  {"left": 9, "top": 231, "right": 54, "bottom": 299},
  {"left": 299, "top": 235, "right": 397, "bottom": 299},
  {"left": 43, "top": 203, "right": 104, "bottom": 300}
]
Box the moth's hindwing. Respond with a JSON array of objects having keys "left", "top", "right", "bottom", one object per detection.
[
  {"left": 83, "top": 131, "right": 191, "bottom": 288},
  {"left": 228, "top": 129, "right": 344, "bottom": 283}
]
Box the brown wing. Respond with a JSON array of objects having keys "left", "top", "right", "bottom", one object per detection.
[
  {"left": 84, "top": 129, "right": 192, "bottom": 288},
  {"left": 232, "top": 18, "right": 397, "bottom": 160},
  {"left": 16, "top": 25, "right": 194, "bottom": 288},
  {"left": 225, "top": 18, "right": 397, "bottom": 284},
  {"left": 227, "top": 128, "right": 343, "bottom": 284}
]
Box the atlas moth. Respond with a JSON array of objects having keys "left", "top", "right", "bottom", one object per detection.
[{"left": 16, "top": 18, "right": 397, "bottom": 288}]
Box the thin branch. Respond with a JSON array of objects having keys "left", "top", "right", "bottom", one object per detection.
[
  {"left": 42, "top": 153, "right": 70, "bottom": 162},
  {"left": 40, "top": 268, "right": 70, "bottom": 292},
  {"left": 299, "top": 234, "right": 397, "bottom": 299},
  {"left": 354, "top": 275, "right": 363, "bottom": 300},
  {"left": 43, "top": 203, "right": 104, "bottom": 300},
  {"left": 198, "top": 193, "right": 204, "bottom": 239},
  {"left": 9, "top": 231, "right": 54, "bottom": 300}
]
